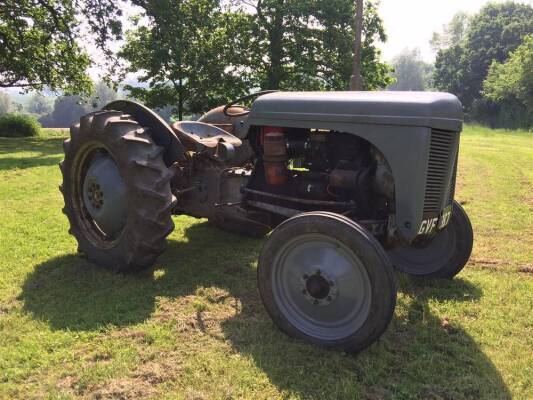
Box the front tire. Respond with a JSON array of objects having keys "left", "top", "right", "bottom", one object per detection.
[
  {"left": 388, "top": 201, "right": 473, "bottom": 279},
  {"left": 258, "top": 212, "right": 396, "bottom": 353},
  {"left": 60, "top": 111, "right": 177, "bottom": 272}
]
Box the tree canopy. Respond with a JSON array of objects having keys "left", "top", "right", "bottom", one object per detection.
[
  {"left": 433, "top": 2, "right": 533, "bottom": 110},
  {"left": 0, "top": 0, "right": 122, "bottom": 93},
  {"left": 121, "top": 0, "right": 393, "bottom": 119},
  {"left": 388, "top": 48, "right": 433, "bottom": 91},
  {"left": 483, "top": 34, "right": 533, "bottom": 127},
  {"left": 234, "top": 0, "right": 392, "bottom": 91},
  {"left": 2, "top": 0, "right": 393, "bottom": 119},
  {"left": 120, "top": 0, "right": 251, "bottom": 120},
  {"left": 430, "top": 11, "right": 469, "bottom": 53},
  {"left": 27, "top": 93, "right": 53, "bottom": 115}
]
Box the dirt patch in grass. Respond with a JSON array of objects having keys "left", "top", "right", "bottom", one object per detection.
[
  {"left": 88, "top": 377, "right": 158, "bottom": 400},
  {"left": 60, "top": 357, "right": 183, "bottom": 400},
  {"left": 0, "top": 297, "right": 20, "bottom": 315},
  {"left": 517, "top": 265, "right": 533, "bottom": 274},
  {"left": 470, "top": 258, "right": 533, "bottom": 274},
  {"left": 469, "top": 258, "right": 508, "bottom": 271}
]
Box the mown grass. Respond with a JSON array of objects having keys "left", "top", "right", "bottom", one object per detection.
[{"left": 0, "top": 125, "right": 531, "bottom": 399}]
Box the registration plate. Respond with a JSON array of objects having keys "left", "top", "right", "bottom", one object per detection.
[{"left": 418, "top": 206, "right": 452, "bottom": 235}]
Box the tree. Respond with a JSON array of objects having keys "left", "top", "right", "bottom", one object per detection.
[
  {"left": 89, "top": 82, "right": 118, "bottom": 109},
  {"left": 433, "top": 2, "right": 533, "bottom": 110},
  {"left": 430, "top": 11, "right": 469, "bottom": 53},
  {"left": 483, "top": 35, "right": 533, "bottom": 127},
  {"left": 0, "top": 91, "right": 12, "bottom": 115},
  {"left": 236, "top": 0, "right": 392, "bottom": 91},
  {"left": 39, "top": 95, "right": 88, "bottom": 128},
  {"left": 0, "top": 0, "right": 122, "bottom": 94},
  {"left": 120, "top": 0, "right": 251, "bottom": 120},
  {"left": 27, "top": 93, "right": 53, "bottom": 115},
  {"left": 121, "top": 0, "right": 393, "bottom": 117},
  {"left": 388, "top": 48, "right": 433, "bottom": 91}
]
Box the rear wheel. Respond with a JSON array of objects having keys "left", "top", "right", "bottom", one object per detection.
[
  {"left": 258, "top": 212, "right": 396, "bottom": 353},
  {"left": 60, "top": 111, "right": 177, "bottom": 272},
  {"left": 388, "top": 201, "right": 473, "bottom": 279}
]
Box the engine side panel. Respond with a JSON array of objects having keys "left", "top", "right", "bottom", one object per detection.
[{"left": 245, "top": 119, "right": 432, "bottom": 242}]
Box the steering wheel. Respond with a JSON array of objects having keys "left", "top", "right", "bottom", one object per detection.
[{"left": 223, "top": 90, "right": 279, "bottom": 117}]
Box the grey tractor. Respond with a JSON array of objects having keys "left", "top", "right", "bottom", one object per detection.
[{"left": 60, "top": 91, "right": 473, "bottom": 352}]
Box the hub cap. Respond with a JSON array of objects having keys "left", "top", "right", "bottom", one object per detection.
[
  {"left": 272, "top": 233, "right": 371, "bottom": 341},
  {"left": 82, "top": 152, "right": 127, "bottom": 237}
]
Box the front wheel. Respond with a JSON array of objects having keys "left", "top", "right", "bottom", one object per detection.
[
  {"left": 388, "top": 201, "right": 473, "bottom": 279},
  {"left": 258, "top": 212, "right": 396, "bottom": 353}
]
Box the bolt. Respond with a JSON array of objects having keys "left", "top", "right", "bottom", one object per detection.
[{"left": 404, "top": 222, "right": 411, "bottom": 229}]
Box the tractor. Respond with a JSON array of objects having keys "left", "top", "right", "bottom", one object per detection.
[{"left": 59, "top": 91, "right": 473, "bottom": 352}]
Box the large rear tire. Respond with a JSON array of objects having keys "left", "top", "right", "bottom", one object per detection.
[
  {"left": 60, "top": 111, "right": 177, "bottom": 272},
  {"left": 258, "top": 212, "right": 396, "bottom": 353},
  {"left": 388, "top": 201, "right": 473, "bottom": 279}
]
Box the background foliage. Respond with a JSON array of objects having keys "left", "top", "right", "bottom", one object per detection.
[
  {"left": 0, "top": 0, "right": 122, "bottom": 94},
  {"left": 387, "top": 48, "right": 433, "bottom": 91},
  {"left": 432, "top": 2, "right": 533, "bottom": 128},
  {"left": 0, "top": 113, "right": 40, "bottom": 137},
  {"left": 120, "top": 0, "right": 392, "bottom": 118}
]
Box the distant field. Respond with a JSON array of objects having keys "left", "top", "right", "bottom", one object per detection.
[{"left": 0, "top": 125, "right": 531, "bottom": 399}]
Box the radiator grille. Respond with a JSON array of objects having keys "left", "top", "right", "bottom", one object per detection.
[{"left": 423, "top": 129, "right": 459, "bottom": 214}]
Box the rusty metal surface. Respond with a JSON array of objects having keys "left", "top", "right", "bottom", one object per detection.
[{"left": 244, "top": 188, "right": 356, "bottom": 208}]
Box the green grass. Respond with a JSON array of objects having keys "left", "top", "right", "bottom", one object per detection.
[{"left": 0, "top": 125, "right": 531, "bottom": 399}]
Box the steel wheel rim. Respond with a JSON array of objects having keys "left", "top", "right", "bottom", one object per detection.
[
  {"left": 73, "top": 143, "right": 127, "bottom": 247},
  {"left": 271, "top": 233, "right": 372, "bottom": 341}
]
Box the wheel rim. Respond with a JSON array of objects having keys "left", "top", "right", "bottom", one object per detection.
[
  {"left": 75, "top": 145, "right": 127, "bottom": 243},
  {"left": 389, "top": 224, "right": 457, "bottom": 275},
  {"left": 271, "top": 233, "right": 372, "bottom": 341}
]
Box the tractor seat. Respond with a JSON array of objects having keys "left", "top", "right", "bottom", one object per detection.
[{"left": 171, "top": 121, "right": 242, "bottom": 153}]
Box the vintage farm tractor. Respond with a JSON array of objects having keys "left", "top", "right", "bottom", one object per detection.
[{"left": 59, "top": 91, "right": 473, "bottom": 352}]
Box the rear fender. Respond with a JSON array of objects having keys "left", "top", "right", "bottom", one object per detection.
[{"left": 103, "top": 100, "right": 186, "bottom": 165}]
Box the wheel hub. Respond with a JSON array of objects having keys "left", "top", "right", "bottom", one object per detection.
[
  {"left": 272, "top": 233, "right": 372, "bottom": 340},
  {"left": 301, "top": 269, "right": 338, "bottom": 306},
  {"left": 82, "top": 152, "right": 127, "bottom": 236}
]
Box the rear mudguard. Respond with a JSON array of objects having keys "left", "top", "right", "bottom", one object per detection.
[{"left": 103, "top": 100, "right": 186, "bottom": 165}]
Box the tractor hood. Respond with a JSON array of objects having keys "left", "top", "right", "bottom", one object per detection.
[{"left": 247, "top": 91, "right": 463, "bottom": 132}]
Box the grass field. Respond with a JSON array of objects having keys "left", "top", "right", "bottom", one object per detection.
[{"left": 0, "top": 126, "right": 531, "bottom": 399}]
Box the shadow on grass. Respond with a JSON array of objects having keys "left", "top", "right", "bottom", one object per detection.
[
  {"left": 0, "top": 137, "right": 65, "bottom": 171},
  {"left": 22, "top": 221, "right": 261, "bottom": 330},
  {"left": 22, "top": 221, "right": 510, "bottom": 399}
]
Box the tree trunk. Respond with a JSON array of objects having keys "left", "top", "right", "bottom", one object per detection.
[
  {"left": 350, "top": 0, "right": 364, "bottom": 90},
  {"left": 178, "top": 72, "right": 183, "bottom": 121},
  {"left": 266, "top": 1, "right": 284, "bottom": 90}
]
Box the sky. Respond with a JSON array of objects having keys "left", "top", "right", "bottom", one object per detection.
[{"left": 377, "top": 0, "right": 532, "bottom": 62}]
